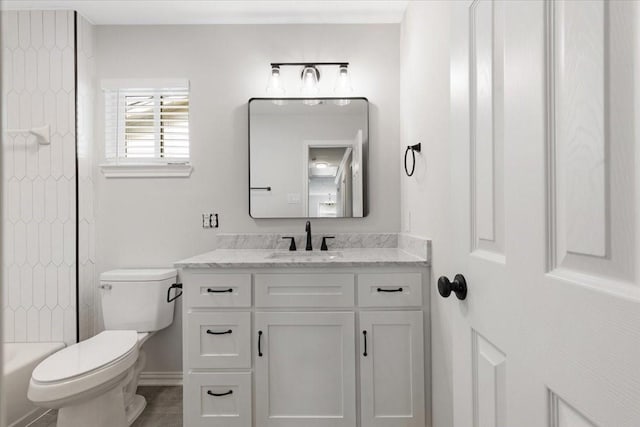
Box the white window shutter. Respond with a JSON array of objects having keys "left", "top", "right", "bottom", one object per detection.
[{"left": 103, "top": 80, "right": 190, "bottom": 164}]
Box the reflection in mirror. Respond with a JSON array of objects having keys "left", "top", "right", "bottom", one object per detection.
[{"left": 249, "top": 98, "right": 368, "bottom": 218}]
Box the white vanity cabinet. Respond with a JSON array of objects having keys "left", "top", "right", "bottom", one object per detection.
[{"left": 181, "top": 267, "right": 429, "bottom": 427}]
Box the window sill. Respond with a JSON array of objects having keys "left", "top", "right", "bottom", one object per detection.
[{"left": 100, "top": 163, "right": 193, "bottom": 178}]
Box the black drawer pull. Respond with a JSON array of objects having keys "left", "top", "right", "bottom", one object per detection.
[
  {"left": 207, "top": 390, "right": 233, "bottom": 397},
  {"left": 258, "top": 330, "right": 263, "bottom": 357},
  {"left": 377, "top": 287, "right": 403, "bottom": 293},
  {"left": 363, "top": 330, "right": 368, "bottom": 357},
  {"left": 207, "top": 288, "right": 233, "bottom": 293},
  {"left": 206, "top": 329, "right": 232, "bottom": 335}
]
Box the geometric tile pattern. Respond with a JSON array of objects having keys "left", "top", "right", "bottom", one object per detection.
[
  {"left": 2, "top": 10, "right": 77, "bottom": 345},
  {"left": 76, "top": 13, "right": 96, "bottom": 341}
]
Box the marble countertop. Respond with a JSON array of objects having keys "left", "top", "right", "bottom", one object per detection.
[{"left": 175, "top": 248, "right": 428, "bottom": 269}]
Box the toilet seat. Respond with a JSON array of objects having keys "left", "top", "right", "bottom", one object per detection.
[
  {"left": 29, "top": 331, "right": 139, "bottom": 405},
  {"left": 137, "top": 331, "right": 151, "bottom": 346}
]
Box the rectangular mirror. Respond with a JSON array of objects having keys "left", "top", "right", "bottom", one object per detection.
[{"left": 249, "top": 98, "right": 368, "bottom": 218}]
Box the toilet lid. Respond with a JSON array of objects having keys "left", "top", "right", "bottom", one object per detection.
[{"left": 32, "top": 330, "right": 138, "bottom": 384}]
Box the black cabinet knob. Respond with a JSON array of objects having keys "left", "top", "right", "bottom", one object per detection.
[{"left": 437, "top": 274, "right": 468, "bottom": 300}]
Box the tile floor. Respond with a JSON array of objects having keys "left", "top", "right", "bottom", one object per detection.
[{"left": 28, "top": 386, "right": 183, "bottom": 427}]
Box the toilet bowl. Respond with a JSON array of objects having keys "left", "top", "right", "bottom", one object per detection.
[{"left": 28, "top": 269, "right": 178, "bottom": 427}]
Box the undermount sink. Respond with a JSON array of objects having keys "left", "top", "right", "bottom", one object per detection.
[{"left": 266, "top": 251, "right": 344, "bottom": 261}]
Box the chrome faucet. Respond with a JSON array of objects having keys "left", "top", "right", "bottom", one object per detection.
[{"left": 305, "top": 221, "right": 313, "bottom": 251}]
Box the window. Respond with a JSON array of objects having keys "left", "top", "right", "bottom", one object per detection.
[{"left": 102, "top": 79, "right": 192, "bottom": 177}]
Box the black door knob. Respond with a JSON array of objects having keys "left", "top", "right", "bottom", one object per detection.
[{"left": 437, "top": 274, "right": 468, "bottom": 300}]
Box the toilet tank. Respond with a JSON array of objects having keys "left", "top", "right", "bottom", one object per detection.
[{"left": 99, "top": 269, "right": 178, "bottom": 332}]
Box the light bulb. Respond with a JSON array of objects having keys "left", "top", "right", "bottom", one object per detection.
[
  {"left": 301, "top": 66, "right": 320, "bottom": 97},
  {"left": 334, "top": 65, "right": 353, "bottom": 95},
  {"left": 266, "top": 65, "right": 285, "bottom": 96}
]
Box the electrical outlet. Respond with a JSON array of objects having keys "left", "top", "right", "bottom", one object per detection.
[{"left": 202, "top": 213, "right": 219, "bottom": 229}]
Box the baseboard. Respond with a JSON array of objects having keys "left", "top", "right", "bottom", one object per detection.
[
  {"left": 138, "top": 371, "right": 183, "bottom": 386},
  {"left": 16, "top": 408, "right": 49, "bottom": 427}
]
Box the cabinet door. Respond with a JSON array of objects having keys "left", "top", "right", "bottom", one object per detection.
[
  {"left": 255, "top": 312, "right": 356, "bottom": 427},
  {"left": 360, "top": 311, "right": 425, "bottom": 427}
]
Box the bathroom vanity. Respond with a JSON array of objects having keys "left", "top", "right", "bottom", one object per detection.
[{"left": 177, "top": 239, "right": 430, "bottom": 427}]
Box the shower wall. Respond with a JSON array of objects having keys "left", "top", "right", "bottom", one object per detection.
[
  {"left": 76, "top": 13, "right": 96, "bottom": 341},
  {"left": 1, "top": 10, "right": 82, "bottom": 345}
]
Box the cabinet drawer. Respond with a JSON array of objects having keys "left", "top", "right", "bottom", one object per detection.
[
  {"left": 184, "top": 372, "right": 251, "bottom": 427},
  {"left": 186, "top": 273, "right": 251, "bottom": 308},
  {"left": 187, "top": 312, "right": 251, "bottom": 368},
  {"left": 357, "top": 273, "right": 422, "bottom": 307},
  {"left": 255, "top": 273, "right": 354, "bottom": 307}
]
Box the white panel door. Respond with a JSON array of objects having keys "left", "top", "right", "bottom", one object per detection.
[
  {"left": 352, "top": 129, "right": 363, "bottom": 217},
  {"left": 449, "top": 1, "right": 640, "bottom": 426},
  {"left": 254, "top": 312, "right": 356, "bottom": 427},
  {"left": 359, "top": 311, "right": 424, "bottom": 427}
]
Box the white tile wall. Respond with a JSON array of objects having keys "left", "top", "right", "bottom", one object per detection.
[
  {"left": 2, "top": 10, "right": 77, "bottom": 345},
  {"left": 76, "top": 14, "right": 96, "bottom": 341}
]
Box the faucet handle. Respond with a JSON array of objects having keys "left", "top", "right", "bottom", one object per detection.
[
  {"left": 321, "top": 236, "right": 335, "bottom": 251},
  {"left": 282, "top": 236, "right": 297, "bottom": 251}
]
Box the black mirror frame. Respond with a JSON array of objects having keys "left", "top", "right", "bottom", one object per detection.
[{"left": 247, "top": 97, "right": 369, "bottom": 219}]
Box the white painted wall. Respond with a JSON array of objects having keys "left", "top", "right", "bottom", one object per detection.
[
  {"left": 94, "top": 24, "right": 400, "bottom": 372},
  {"left": 400, "top": 3, "right": 453, "bottom": 427},
  {"left": 0, "top": 27, "right": 4, "bottom": 427}
]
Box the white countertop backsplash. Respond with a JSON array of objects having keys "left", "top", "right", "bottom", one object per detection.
[
  {"left": 175, "top": 233, "right": 430, "bottom": 268},
  {"left": 215, "top": 233, "right": 399, "bottom": 251}
]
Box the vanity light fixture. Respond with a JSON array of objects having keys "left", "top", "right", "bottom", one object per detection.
[
  {"left": 333, "top": 64, "right": 353, "bottom": 106},
  {"left": 266, "top": 65, "right": 285, "bottom": 96},
  {"left": 266, "top": 62, "right": 351, "bottom": 102},
  {"left": 301, "top": 65, "right": 320, "bottom": 97},
  {"left": 334, "top": 65, "right": 353, "bottom": 94}
]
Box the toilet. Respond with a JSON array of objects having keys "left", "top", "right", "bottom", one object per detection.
[{"left": 28, "top": 269, "right": 179, "bottom": 427}]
